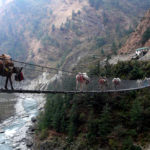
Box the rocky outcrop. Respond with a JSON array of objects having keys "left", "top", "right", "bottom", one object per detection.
[{"left": 119, "top": 10, "right": 150, "bottom": 54}]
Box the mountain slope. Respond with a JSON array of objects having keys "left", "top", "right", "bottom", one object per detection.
[
  {"left": 0, "top": 0, "right": 150, "bottom": 70},
  {"left": 119, "top": 10, "right": 150, "bottom": 54}
]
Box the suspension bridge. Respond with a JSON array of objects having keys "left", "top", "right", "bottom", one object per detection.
[{"left": 0, "top": 58, "right": 149, "bottom": 94}]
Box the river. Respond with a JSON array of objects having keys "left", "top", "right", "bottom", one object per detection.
[{"left": 0, "top": 72, "right": 54, "bottom": 150}]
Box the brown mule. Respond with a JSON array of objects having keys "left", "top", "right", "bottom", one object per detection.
[{"left": 0, "top": 56, "right": 23, "bottom": 90}]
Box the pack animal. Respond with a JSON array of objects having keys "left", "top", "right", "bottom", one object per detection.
[
  {"left": 137, "top": 79, "right": 142, "bottom": 87},
  {"left": 143, "top": 77, "right": 150, "bottom": 86},
  {"left": 112, "top": 78, "right": 121, "bottom": 89},
  {"left": 0, "top": 54, "right": 24, "bottom": 90},
  {"left": 76, "top": 72, "right": 90, "bottom": 91},
  {"left": 98, "top": 78, "right": 107, "bottom": 91}
]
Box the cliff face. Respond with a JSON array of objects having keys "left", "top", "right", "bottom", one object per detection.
[
  {"left": 0, "top": 0, "right": 150, "bottom": 70},
  {"left": 119, "top": 10, "right": 150, "bottom": 54}
]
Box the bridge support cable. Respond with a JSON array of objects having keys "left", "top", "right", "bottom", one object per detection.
[{"left": 12, "top": 59, "right": 76, "bottom": 74}]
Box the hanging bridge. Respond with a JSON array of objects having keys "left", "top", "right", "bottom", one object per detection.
[
  {"left": 0, "top": 58, "right": 149, "bottom": 94},
  {"left": 0, "top": 84, "right": 149, "bottom": 94}
]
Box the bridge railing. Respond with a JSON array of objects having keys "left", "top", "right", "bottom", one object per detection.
[{"left": 0, "top": 63, "right": 149, "bottom": 92}]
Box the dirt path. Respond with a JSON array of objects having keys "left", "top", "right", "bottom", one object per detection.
[{"left": 108, "top": 53, "right": 135, "bottom": 65}]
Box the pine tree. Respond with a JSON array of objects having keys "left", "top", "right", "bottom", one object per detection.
[
  {"left": 111, "top": 42, "right": 117, "bottom": 55},
  {"left": 68, "top": 103, "right": 78, "bottom": 141},
  {"left": 87, "top": 111, "right": 99, "bottom": 144},
  {"left": 53, "top": 107, "right": 61, "bottom": 132},
  {"left": 52, "top": 24, "right": 55, "bottom": 32},
  {"left": 142, "top": 27, "right": 150, "bottom": 44},
  {"left": 99, "top": 104, "right": 112, "bottom": 139},
  {"left": 130, "top": 99, "right": 143, "bottom": 128},
  {"left": 101, "top": 48, "right": 105, "bottom": 56}
]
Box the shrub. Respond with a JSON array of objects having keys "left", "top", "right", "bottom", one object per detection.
[
  {"left": 39, "top": 128, "right": 49, "bottom": 140},
  {"left": 96, "top": 37, "right": 106, "bottom": 48}
]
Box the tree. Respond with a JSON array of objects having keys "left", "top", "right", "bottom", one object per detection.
[
  {"left": 68, "top": 104, "right": 78, "bottom": 141},
  {"left": 129, "top": 66, "right": 144, "bottom": 80},
  {"left": 53, "top": 107, "right": 62, "bottom": 132},
  {"left": 130, "top": 99, "right": 143, "bottom": 128},
  {"left": 99, "top": 104, "right": 112, "bottom": 139},
  {"left": 72, "top": 10, "right": 76, "bottom": 19},
  {"left": 101, "top": 48, "right": 105, "bottom": 56},
  {"left": 122, "top": 136, "right": 142, "bottom": 150},
  {"left": 96, "top": 37, "right": 106, "bottom": 48},
  {"left": 142, "top": 27, "right": 150, "bottom": 44},
  {"left": 88, "top": 0, "right": 103, "bottom": 10},
  {"left": 52, "top": 24, "right": 55, "bottom": 32},
  {"left": 111, "top": 42, "right": 117, "bottom": 55},
  {"left": 87, "top": 111, "right": 99, "bottom": 144}
]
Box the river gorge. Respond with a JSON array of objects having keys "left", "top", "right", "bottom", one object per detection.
[{"left": 0, "top": 72, "right": 52, "bottom": 150}]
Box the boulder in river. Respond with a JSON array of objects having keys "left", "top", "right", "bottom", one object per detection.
[
  {"left": 26, "top": 138, "right": 33, "bottom": 148},
  {"left": 0, "top": 129, "right": 5, "bottom": 133},
  {"left": 28, "top": 125, "right": 36, "bottom": 133},
  {"left": 31, "top": 117, "right": 37, "bottom": 123}
]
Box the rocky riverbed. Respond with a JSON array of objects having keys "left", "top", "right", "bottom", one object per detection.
[
  {"left": 0, "top": 93, "right": 17, "bottom": 123},
  {"left": 0, "top": 72, "right": 52, "bottom": 150}
]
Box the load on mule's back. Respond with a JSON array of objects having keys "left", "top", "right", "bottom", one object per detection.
[
  {"left": 0, "top": 54, "right": 24, "bottom": 89},
  {"left": 0, "top": 54, "right": 14, "bottom": 72}
]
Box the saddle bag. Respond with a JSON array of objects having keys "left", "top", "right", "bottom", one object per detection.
[{"left": 15, "top": 72, "right": 24, "bottom": 81}]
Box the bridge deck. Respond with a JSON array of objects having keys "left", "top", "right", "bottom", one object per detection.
[{"left": 0, "top": 85, "right": 149, "bottom": 94}]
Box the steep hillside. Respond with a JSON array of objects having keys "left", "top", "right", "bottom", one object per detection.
[
  {"left": 35, "top": 60, "right": 150, "bottom": 150},
  {"left": 119, "top": 10, "right": 150, "bottom": 54},
  {"left": 0, "top": 0, "right": 150, "bottom": 70}
]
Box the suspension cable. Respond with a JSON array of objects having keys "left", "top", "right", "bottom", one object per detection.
[{"left": 12, "top": 59, "right": 76, "bottom": 74}]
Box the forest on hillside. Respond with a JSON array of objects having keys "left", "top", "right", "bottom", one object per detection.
[
  {"left": 36, "top": 60, "right": 150, "bottom": 150},
  {"left": 0, "top": 0, "right": 150, "bottom": 65}
]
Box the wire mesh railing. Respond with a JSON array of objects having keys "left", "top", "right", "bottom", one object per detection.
[{"left": 0, "top": 57, "right": 149, "bottom": 93}]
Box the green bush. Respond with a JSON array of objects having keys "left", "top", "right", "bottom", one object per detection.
[
  {"left": 39, "top": 128, "right": 49, "bottom": 140},
  {"left": 122, "top": 137, "right": 142, "bottom": 150},
  {"left": 96, "top": 37, "right": 106, "bottom": 48}
]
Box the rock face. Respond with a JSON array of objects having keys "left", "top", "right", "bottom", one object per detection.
[{"left": 119, "top": 10, "right": 150, "bottom": 54}]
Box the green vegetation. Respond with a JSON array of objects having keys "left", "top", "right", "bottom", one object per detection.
[
  {"left": 41, "top": 35, "right": 60, "bottom": 48},
  {"left": 89, "top": 60, "right": 149, "bottom": 80},
  {"left": 142, "top": 27, "right": 150, "bottom": 44},
  {"left": 88, "top": 0, "right": 103, "bottom": 10},
  {"left": 0, "top": 0, "right": 52, "bottom": 60},
  {"left": 111, "top": 42, "right": 117, "bottom": 55},
  {"left": 101, "top": 48, "right": 105, "bottom": 56},
  {"left": 37, "top": 60, "right": 150, "bottom": 149},
  {"left": 96, "top": 37, "right": 106, "bottom": 48}
]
